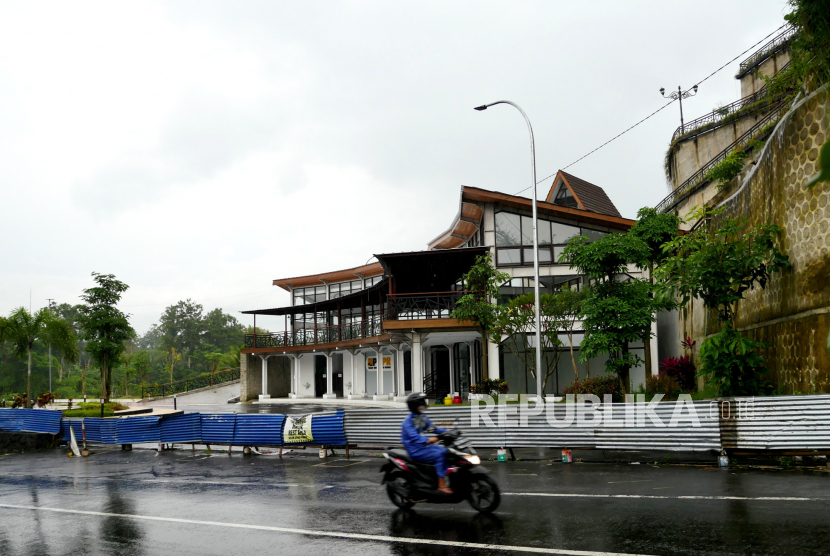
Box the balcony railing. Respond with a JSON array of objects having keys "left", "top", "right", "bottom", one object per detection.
[
  {"left": 385, "top": 292, "right": 469, "bottom": 321},
  {"left": 244, "top": 316, "right": 383, "bottom": 349},
  {"left": 736, "top": 26, "right": 796, "bottom": 78}
]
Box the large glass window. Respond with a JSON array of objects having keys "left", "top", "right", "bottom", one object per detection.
[
  {"left": 495, "top": 212, "right": 521, "bottom": 246},
  {"left": 293, "top": 286, "right": 326, "bottom": 306},
  {"left": 494, "top": 210, "right": 611, "bottom": 267}
]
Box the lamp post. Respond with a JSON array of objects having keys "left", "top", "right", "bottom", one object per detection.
[
  {"left": 660, "top": 85, "right": 698, "bottom": 135},
  {"left": 474, "top": 100, "right": 543, "bottom": 402}
]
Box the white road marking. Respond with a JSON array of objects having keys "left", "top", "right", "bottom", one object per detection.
[
  {"left": 0, "top": 503, "right": 654, "bottom": 556},
  {"left": 504, "top": 492, "right": 825, "bottom": 501}
]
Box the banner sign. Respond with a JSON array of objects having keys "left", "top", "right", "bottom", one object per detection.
[
  {"left": 382, "top": 356, "right": 392, "bottom": 370},
  {"left": 283, "top": 414, "right": 314, "bottom": 443},
  {"left": 366, "top": 357, "right": 378, "bottom": 370}
]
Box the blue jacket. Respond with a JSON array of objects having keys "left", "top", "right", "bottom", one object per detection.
[{"left": 401, "top": 413, "right": 446, "bottom": 457}]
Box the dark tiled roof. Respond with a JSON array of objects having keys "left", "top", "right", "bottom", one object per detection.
[{"left": 555, "top": 171, "right": 621, "bottom": 217}]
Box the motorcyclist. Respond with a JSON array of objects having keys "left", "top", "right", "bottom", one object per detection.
[{"left": 401, "top": 392, "right": 452, "bottom": 495}]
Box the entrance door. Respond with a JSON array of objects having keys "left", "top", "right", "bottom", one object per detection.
[
  {"left": 333, "top": 353, "right": 344, "bottom": 397},
  {"left": 314, "top": 355, "right": 327, "bottom": 398},
  {"left": 404, "top": 351, "right": 412, "bottom": 393},
  {"left": 433, "top": 349, "right": 450, "bottom": 400}
]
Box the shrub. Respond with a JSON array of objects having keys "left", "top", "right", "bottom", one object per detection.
[
  {"left": 646, "top": 373, "right": 682, "bottom": 401},
  {"left": 471, "top": 379, "right": 509, "bottom": 395},
  {"left": 36, "top": 392, "right": 55, "bottom": 408},
  {"left": 707, "top": 149, "right": 748, "bottom": 188},
  {"left": 659, "top": 356, "right": 696, "bottom": 392},
  {"left": 698, "top": 327, "right": 775, "bottom": 397},
  {"left": 563, "top": 375, "right": 623, "bottom": 402}
]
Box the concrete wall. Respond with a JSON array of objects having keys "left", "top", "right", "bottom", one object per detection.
[
  {"left": 679, "top": 87, "right": 830, "bottom": 393},
  {"left": 668, "top": 50, "right": 791, "bottom": 191},
  {"left": 240, "top": 354, "right": 261, "bottom": 402},
  {"left": 740, "top": 50, "right": 791, "bottom": 98}
]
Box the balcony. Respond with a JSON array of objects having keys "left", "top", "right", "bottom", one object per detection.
[
  {"left": 244, "top": 316, "right": 382, "bottom": 349},
  {"left": 385, "top": 292, "right": 468, "bottom": 320}
]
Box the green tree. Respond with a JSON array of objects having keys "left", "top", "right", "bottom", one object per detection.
[
  {"left": 630, "top": 207, "right": 681, "bottom": 376},
  {"left": 133, "top": 350, "right": 152, "bottom": 385},
  {"left": 655, "top": 209, "right": 791, "bottom": 395},
  {"left": 202, "top": 309, "right": 244, "bottom": 353},
  {"left": 451, "top": 254, "right": 510, "bottom": 380},
  {"left": 158, "top": 299, "right": 205, "bottom": 367},
  {"left": 551, "top": 288, "right": 589, "bottom": 381},
  {"left": 562, "top": 233, "right": 666, "bottom": 393},
  {"left": 6, "top": 307, "right": 76, "bottom": 398},
  {"left": 491, "top": 292, "right": 570, "bottom": 394},
  {"left": 78, "top": 273, "right": 136, "bottom": 401}
]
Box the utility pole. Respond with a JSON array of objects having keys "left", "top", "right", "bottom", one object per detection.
[{"left": 46, "top": 299, "right": 55, "bottom": 392}]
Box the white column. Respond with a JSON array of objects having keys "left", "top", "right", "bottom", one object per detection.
[
  {"left": 259, "top": 355, "right": 270, "bottom": 400},
  {"left": 410, "top": 333, "right": 422, "bottom": 394},
  {"left": 323, "top": 352, "right": 336, "bottom": 399},
  {"left": 487, "top": 337, "right": 500, "bottom": 380},
  {"left": 373, "top": 347, "right": 385, "bottom": 400},
  {"left": 348, "top": 349, "right": 363, "bottom": 400}
]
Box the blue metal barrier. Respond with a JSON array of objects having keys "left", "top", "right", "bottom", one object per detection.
[
  {"left": 161, "top": 413, "right": 202, "bottom": 444},
  {"left": 20, "top": 409, "right": 63, "bottom": 434},
  {"left": 60, "top": 420, "right": 83, "bottom": 442},
  {"left": 285, "top": 410, "right": 346, "bottom": 447},
  {"left": 116, "top": 416, "right": 161, "bottom": 444},
  {"left": 233, "top": 414, "right": 285, "bottom": 446},
  {"left": 200, "top": 413, "right": 237, "bottom": 445},
  {"left": 0, "top": 408, "right": 25, "bottom": 432}
]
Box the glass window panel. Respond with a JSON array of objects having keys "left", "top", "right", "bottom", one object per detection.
[
  {"left": 581, "top": 228, "right": 607, "bottom": 242},
  {"left": 523, "top": 247, "right": 534, "bottom": 264},
  {"left": 497, "top": 248, "right": 521, "bottom": 265},
  {"left": 538, "top": 247, "right": 552, "bottom": 264},
  {"left": 538, "top": 220, "right": 552, "bottom": 245},
  {"left": 550, "top": 222, "right": 580, "bottom": 244},
  {"left": 495, "top": 212, "right": 522, "bottom": 246},
  {"left": 351, "top": 280, "right": 362, "bottom": 290},
  {"left": 553, "top": 246, "right": 567, "bottom": 263},
  {"left": 521, "top": 216, "right": 534, "bottom": 245}
]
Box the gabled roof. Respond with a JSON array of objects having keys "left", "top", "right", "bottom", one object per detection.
[
  {"left": 461, "top": 186, "right": 634, "bottom": 230},
  {"left": 545, "top": 170, "right": 621, "bottom": 217}
]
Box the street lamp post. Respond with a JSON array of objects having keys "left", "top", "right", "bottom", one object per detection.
[
  {"left": 475, "top": 100, "right": 543, "bottom": 402},
  {"left": 660, "top": 85, "right": 699, "bottom": 134}
]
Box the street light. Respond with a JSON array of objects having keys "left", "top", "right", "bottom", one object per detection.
[
  {"left": 660, "top": 85, "right": 698, "bottom": 135},
  {"left": 474, "top": 100, "right": 543, "bottom": 402}
]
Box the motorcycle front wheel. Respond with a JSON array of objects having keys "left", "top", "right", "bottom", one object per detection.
[
  {"left": 467, "top": 475, "right": 500, "bottom": 513},
  {"left": 386, "top": 473, "right": 414, "bottom": 510}
]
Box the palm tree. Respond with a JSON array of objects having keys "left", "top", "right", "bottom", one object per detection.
[{"left": 6, "top": 307, "right": 76, "bottom": 399}]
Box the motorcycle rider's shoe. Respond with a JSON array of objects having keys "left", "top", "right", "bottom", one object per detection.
[{"left": 437, "top": 477, "right": 453, "bottom": 495}]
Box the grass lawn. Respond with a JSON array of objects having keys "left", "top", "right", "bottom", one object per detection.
[{"left": 62, "top": 402, "right": 129, "bottom": 418}]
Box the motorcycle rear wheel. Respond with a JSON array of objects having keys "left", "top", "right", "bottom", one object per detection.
[
  {"left": 467, "top": 475, "right": 500, "bottom": 513},
  {"left": 386, "top": 473, "right": 414, "bottom": 509}
]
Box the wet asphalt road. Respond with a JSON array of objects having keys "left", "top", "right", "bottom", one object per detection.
[{"left": 1, "top": 447, "right": 829, "bottom": 556}]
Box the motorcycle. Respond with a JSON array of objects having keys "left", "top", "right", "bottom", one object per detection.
[{"left": 380, "top": 428, "right": 500, "bottom": 513}]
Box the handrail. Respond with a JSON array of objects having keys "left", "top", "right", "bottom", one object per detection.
[
  {"left": 670, "top": 61, "right": 792, "bottom": 143},
  {"left": 244, "top": 316, "right": 384, "bottom": 349},
  {"left": 386, "top": 292, "right": 464, "bottom": 321},
  {"left": 140, "top": 367, "right": 241, "bottom": 399},
  {"left": 656, "top": 99, "right": 789, "bottom": 214},
  {"left": 736, "top": 26, "right": 796, "bottom": 78}
]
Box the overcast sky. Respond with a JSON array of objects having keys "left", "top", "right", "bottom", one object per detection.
[{"left": 0, "top": 1, "right": 790, "bottom": 334}]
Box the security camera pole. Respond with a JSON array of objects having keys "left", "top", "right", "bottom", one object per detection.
[{"left": 474, "top": 101, "right": 543, "bottom": 401}]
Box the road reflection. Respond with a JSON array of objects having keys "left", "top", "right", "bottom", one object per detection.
[{"left": 100, "top": 482, "right": 145, "bottom": 555}]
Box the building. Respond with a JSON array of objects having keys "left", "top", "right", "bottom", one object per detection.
[{"left": 239, "top": 170, "right": 652, "bottom": 402}]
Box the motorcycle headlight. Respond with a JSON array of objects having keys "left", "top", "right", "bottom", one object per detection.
[{"left": 465, "top": 455, "right": 481, "bottom": 465}]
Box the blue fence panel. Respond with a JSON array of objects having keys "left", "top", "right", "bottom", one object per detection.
[
  {"left": 200, "top": 413, "right": 237, "bottom": 444},
  {"left": 117, "top": 416, "right": 161, "bottom": 444},
  {"left": 232, "top": 414, "right": 285, "bottom": 446},
  {"left": 83, "top": 418, "right": 119, "bottom": 444},
  {"left": 20, "top": 409, "right": 63, "bottom": 434},
  {"left": 161, "top": 413, "right": 202, "bottom": 444},
  {"left": 60, "top": 420, "right": 83, "bottom": 442},
  {"left": 0, "top": 408, "right": 24, "bottom": 432},
  {"left": 286, "top": 410, "right": 346, "bottom": 447}
]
